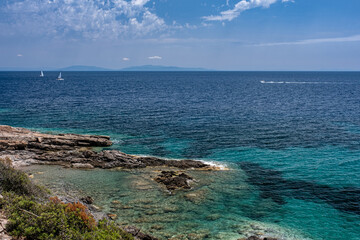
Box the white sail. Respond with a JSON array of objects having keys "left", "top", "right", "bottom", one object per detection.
[
  {"left": 56, "top": 72, "right": 64, "bottom": 80},
  {"left": 40, "top": 71, "right": 44, "bottom": 77}
]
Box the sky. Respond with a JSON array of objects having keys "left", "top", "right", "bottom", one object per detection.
[{"left": 0, "top": 0, "right": 360, "bottom": 70}]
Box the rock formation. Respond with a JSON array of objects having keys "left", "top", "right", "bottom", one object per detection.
[
  {"left": 0, "top": 125, "right": 211, "bottom": 170},
  {"left": 154, "top": 171, "right": 193, "bottom": 192}
]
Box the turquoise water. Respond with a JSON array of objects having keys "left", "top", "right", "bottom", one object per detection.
[
  {"left": 1, "top": 71, "right": 360, "bottom": 239},
  {"left": 23, "top": 145, "right": 360, "bottom": 240}
]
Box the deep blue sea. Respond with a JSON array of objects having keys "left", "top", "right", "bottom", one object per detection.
[{"left": 1, "top": 71, "right": 360, "bottom": 239}]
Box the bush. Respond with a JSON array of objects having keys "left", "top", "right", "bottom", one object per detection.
[
  {"left": 0, "top": 158, "right": 134, "bottom": 240},
  {"left": 0, "top": 158, "right": 46, "bottom": 197},
  {"left": 1, "top": 193, "right": 134, "bottom": 240}
]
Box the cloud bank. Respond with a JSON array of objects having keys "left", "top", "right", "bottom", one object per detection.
[
  {"left": 2, "top": 0, "right": 166, "bottom": 39},
  {"left": 253, "top": 34, "right": 360, "bottom": 46},
  {"left": 203, "top": 0, "right": 293, "bottom": 21}
]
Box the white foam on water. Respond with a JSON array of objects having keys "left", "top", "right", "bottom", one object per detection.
[
  {"left": 111, "top": 139, "right": 124, "bottom": 144},
  {"left": 133, "top": 154, "right": 229, "bottom": 170},
  {"left": 261, "top": 80, "right": 341, "bottom": 84},
  {"left": 199, "top": 159, "right": 229, "bottom": 170},
  {"left": 285, "top": 81, "right": 323, "bottom": 84},
  {"left": 261, "top": 80, "right": 285, "bottom": 84}
]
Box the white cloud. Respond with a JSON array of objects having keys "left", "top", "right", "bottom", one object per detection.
[
  {"left": 17, "top": 54, "right": 23, "bottom": 57},
  {"left": 123, "top": 57, "right": 130, "bottom": 61},
  {"left": 203, "top": 0, "right": 292, "bottom": 21},
  {"left": 131, "top": 0, "right": 150, "bottom": 7},
  {"left": 129, "top": 11, "right": 166, "bottom": 36},
  {"left": 253, "top": 35, "right": 360, "bottom": 46},
  {"left": 2, "top": 0, "right": 166, "bottom": 39},
  {"left": 148, "top": 56, "right": 162, "bottom": 60}
]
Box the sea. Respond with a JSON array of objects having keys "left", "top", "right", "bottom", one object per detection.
[{"left": 0, "top": 71, "right": 359, "bottom": 240}]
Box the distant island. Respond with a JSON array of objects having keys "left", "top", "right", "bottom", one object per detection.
[
  {"left": 58, "top": 65, "right": 111, "bottom": 71},
  {"left": 0, "top": 65, "right": 210, "bottom": 72},
  {"left": 120, "top": 65, "right": 209, "bottom": 71}
]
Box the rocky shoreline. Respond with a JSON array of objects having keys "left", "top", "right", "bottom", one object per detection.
[
  {"left": 0, "top": 125, "right": 215, "bottom": 170},
  {"left": 0, "top": 125, "right": 222, "bottom": 192},
  {"left": 0, "top": 125, "right": 221, "bottom": 240},
  {"left": 0, "top": 125, "right": 282, "bottom": 240}
]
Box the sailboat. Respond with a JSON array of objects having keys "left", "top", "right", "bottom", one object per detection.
[
  {"left": 56, "top": 72, "right": 64, "bottom": 81},
  {"left": 40, "top": 71, "right": 44, "bottom": 77}
]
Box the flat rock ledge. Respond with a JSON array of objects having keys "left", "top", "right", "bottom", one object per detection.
[{"left": 0, "top": 125, "right": 214, "bottom": 171}]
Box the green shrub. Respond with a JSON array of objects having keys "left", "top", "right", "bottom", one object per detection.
[
  {"left": 1, "top": 193, "right": 134, "bottom": 240},
  {"left": 0, "top": 158, "right": 134, "bottom": 240},
  {"left": 0, "top": 158, "right": 46, "bottom": 197}
]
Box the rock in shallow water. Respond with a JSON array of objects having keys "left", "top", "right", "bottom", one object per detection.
[
  {"left": 80, "top": 196, "right": 94, "bottom": 204},
  {"left": 184, "top": 189, "right": 208, "bottom": 204},
  {"left": 154, "top": 171, "right": 193, "bottom": 192},
  {"left": 123, "top": 226, "right": 159, "bottom": 240},
  {"left": 238, "top": 236, "right": 278, "bottom": 240},
  {"left": 107, "top": 213, "right": 118, "bottom": 220}
]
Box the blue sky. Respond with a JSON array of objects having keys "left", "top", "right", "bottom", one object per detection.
[{"left": 1, "top": 0, "right": 360, "bottom": 70}]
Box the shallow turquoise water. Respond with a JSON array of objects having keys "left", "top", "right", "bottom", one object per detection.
[
  {"left": 24, "top": 144, "right": 360, "bottom": 240},
  {"left": 23, "top": 165, "right": 311, "bottom": 240},
  {"left": 2, "top": 71, "right": 360, "bottom": 239}
]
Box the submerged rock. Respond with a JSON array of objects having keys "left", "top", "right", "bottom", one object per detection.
[
  {"left": 187, "top": 231, "right": 210, "bottom": 240},
  {"left": 107, "top": 213, "right": 118, "bottom": 220},
  {"left": 123, "top": 226, "right": 159, "bottom": 240},
  {"left": 111, "top": 200, "right": 122, "bottom": 204},
  {"left": 206, "top": 213, "right": 221, "bottom": 221},
  {"left": 238, "top": 236, "right": 278, "bottom": 240},
  {"left": 154, "top": 171, "right": 193, "bottom": 192},
  {"left": 184, "top": 189, "right": 208, "bottom": 204}
]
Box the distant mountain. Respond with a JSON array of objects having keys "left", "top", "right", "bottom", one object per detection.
[
  {"left": 121, "top": 65, "right": 209, "bottom": 71},
  {"left": 58, "top": 65, "right": 112, "bottom": 71}
]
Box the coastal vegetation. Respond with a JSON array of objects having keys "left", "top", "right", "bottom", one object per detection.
[{"left": 0, "top": 157, "right": 134, "bottom": 240}]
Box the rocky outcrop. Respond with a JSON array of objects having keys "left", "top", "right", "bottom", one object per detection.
[
  {"left": 0, "top": 125, "right": 212, "bottom": 170},
  {"left": 80, "top": 196, "right": 94, "bottom": 204},
  {"left": 154, "top": 171, "right": 193, "bottom": 192},
  {"left": 0, "top": 125, "right": 112, "bottom": 151}
]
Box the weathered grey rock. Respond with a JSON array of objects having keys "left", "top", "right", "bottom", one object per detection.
[
  {"left": 0, "top": 125, "right": 111, "bottom": 150},
  {"left": 80, "top": 196, "right": 94, "bottom": 204},
  {"left": 0, "top": 125, "right": 214, "bottom": 171}
]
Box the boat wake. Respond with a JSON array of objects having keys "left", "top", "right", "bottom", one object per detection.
[{"left": 260, "top": 80, "right": 338, "bottom": 84}]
